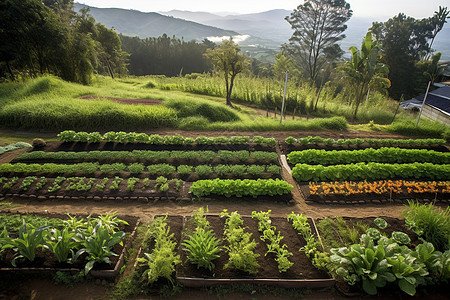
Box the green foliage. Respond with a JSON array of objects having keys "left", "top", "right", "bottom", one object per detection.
[
  {"left": 44, "top": 228, "right": 79, "bottom": 263},
  {"left": 374, "top": 218, "right": 388, "bottom": 230},
  {"left": 288, "top": 213, "right": 329, "bottom": 271},
  {"left": 289, "top": 136, "right": 445, "bottom": 147},
  {"left": 220, "top": 210, "right": 260, "bottom": 274},
  {"left": 190, "top": 179, "right": 293, "bottom": 198},
  {"left": 19, "top": 176, "right": 36, "bottom": 191},
  {"left": 2, "top": 220, "right": 50, "bottom": 266},
  {"left": 287, "top": 148, "right": 449, "bottom": 165},
  {"left": 155, "top": 176, "right": 169, "bottom": 192},
  {"left": 403, "top": 201, "right": 450, "bottom": 251},
  {"left": 138, "top": 216, "right": 180, "bottom": 285},
  {"left": 182, "top": 228, "right": 221, "bottom": 271},
  {"left": 292, "top": 162, "right": 449, "bottom": 182},
  {"left": 75, "top": 221, "right": 125, "bottom": 275},
  {"left": 126, "top": 177, "right": 140, "bottom": 192},
  {"left": 252, "top": 210, "right": 293, "bottom": 272}
]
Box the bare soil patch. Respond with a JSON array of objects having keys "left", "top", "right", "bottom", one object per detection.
[{"left": 79, "top": 95, "right": 163, "bottom": 105}]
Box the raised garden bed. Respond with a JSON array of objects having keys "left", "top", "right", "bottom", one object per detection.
[
  {"left": 298, "top": 180, "right": 450, "bottom": 204},
  {"left": 145, "top": 214, "right": 333, "bottom": 288},
  {"left": 0, "top": 212, "right": 139, "bottom": 278}
]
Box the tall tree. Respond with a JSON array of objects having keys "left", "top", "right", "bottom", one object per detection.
[
  {"left": 284, "top": 0, "right": 352, "bottom": 83},
  {"left": 204, "top": 39, "right": 248, "bottom": 107},
  {"left": 371, "top": 8, "right": 448, "bottom": 99},
  {"left": 343, "top": 32, "right": 390, "bottom": 119}
]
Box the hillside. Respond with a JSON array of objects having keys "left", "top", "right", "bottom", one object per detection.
[
  {"left": 73, "top": 3, "right": 238, "bottom": 41},
  {"left": 74, "top": 3, "right": 450, "bottom": 61}
]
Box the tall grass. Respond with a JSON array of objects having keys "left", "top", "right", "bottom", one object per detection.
[
  {"left": 387, "top": 118, "right": 450, "bottom": 139},
  {"left": 142, "top": 74, "right": 402, "bottom": 125},
  {"left": 0, "top": 98, "right": 177, "bottom": 130},
  {"left": 403, "top": 201, "right": 450, "bottom": 251}
]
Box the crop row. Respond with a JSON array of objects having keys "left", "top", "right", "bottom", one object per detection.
[
  {"left": 287, "top": 148, "right": 450, "bottom": 165},
  {"left": 0, "top": 163, "right": 281, "bottom": 178},
  {"left": 144, "top": 207, "right": 449, "bottom": 297},
  {"left": 308, "top": 180, "right": 450, "bottom": 196},
  {"left": 15, "top": 150, "right": 278, "bottom": 164},
  {"left": 57, "top": 131, "right": 276, "bottom": 146},
  {"left": 252, "top": 210, "right": 293, "bottom": 272},
  {"left": 190, "top": 178, "right": 293, "bottom": 198},
  {"left": 285, "top": 136, "right": 446, "bottom": 147},
  {"left": 0, "top": 176, "right": 182, "bottom": 194},
  {"left": 292, "top": 162, "right": 449, "bottom": 182},
  {"left": 0, "top": 213, "right": 127, "bottom": 274}
]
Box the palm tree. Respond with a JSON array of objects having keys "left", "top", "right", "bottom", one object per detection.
[{"left": 343, "top": 32, "right": 390, "bottom": 119}]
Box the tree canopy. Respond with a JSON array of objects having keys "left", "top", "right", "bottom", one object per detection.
[
  {"left": 0, "top": 0, "right": 127, "bottom": 83},
  {"left": 284, "top": 0, "right": 352, "bottom": 84},
  {"left": 370, "top": 7, "right": 449, "bottom": 99},
  {"left": 205, "top": 39, "right": 249, "bottom": 107}
]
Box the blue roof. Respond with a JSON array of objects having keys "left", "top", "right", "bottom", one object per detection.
[
  {"left": 413, "top": 87, "right": 450, "bottom": 115},
  {"left": 430, "top": 86, "right": 450, "bottom": 99}
]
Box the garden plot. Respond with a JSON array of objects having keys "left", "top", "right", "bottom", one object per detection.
[
  {"left": 139, "top": 210, "right": 332, "bottom": 289},
  {"left": 0, "top": 212, "right": 138, "bottom": 278},
  {"left": 0, "top": 132, "right": 294, "bottom": 203},
  {"left": 282, "top": 136, "right": 450, "bottom": 204}
]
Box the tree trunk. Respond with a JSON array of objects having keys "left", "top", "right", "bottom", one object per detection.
[
  {"left": 105, "top": 57, "right": 114, "bottom": 79},
  {"left": 227, "top": 75, "right": 235, "bottom": 107},
  {"left": 6, "top": 60, "right": 15, "bottom": 81},
  {"left": 353, "top": 84, "right": 366, "bottom": 120}
]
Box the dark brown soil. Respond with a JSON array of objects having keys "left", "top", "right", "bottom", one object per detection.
[
  {"left": 175, "top": 215, "right": 327, "bottom": 280},
  {"left": 80, "top": 95, "right": 163, "bottom": 105}
]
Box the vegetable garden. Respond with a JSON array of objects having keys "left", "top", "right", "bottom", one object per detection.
[
  {"left": 0, "top": 132, "right": 449, "bottom": 298},
  {"left": 283, "top": 136, "right": 450, "bottom": 204}
]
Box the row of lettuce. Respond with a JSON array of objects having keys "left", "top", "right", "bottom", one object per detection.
[
  {"left": 137, "top": 202, "right": 449, "bottom": 297},
  {"left": 15, "top": 150, "right": 278, "bottom": 164},
  {"left": 285, "top": 136, "right": 446, "bottom": 147},
  {"left": 0, "top": 176, "right": 293, "bottom": 199},
  {"left": 0, "top": 162, "right": 281, "bottom": 178},
  {"left": 287, "top": 146, "right": 449, "bottom": 183},
  {"left": 57, "top": 131, "right": 276, "bottom": 146}
]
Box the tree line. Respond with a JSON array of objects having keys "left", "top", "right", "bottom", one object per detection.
[
  {"left": 119, "top": 35, "right": 213, "bottom": 77},
  {"left": 0, "top": 0, "right": 127, "bottom": 84}
]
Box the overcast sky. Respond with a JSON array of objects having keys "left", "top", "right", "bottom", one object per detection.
[{"left": 77, "top": 0, "right": 448, "bottom": 19}]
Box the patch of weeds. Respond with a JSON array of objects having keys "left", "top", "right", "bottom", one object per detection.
[
  {"left": 53, "top": 271, "right": 85, "bottom": 287},
  {"left": 0, "top": 200, "right": 18, "bottom": 209}
]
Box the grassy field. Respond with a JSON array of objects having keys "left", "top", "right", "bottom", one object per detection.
[{"left": 0, "top": 75, "right": 447, "bottom": 139}]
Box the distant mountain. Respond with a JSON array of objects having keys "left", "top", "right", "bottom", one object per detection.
[
  {"left": 162, "top": 9, "right": 292, "bottom": 45},
  {"left": 73, "top": 3, "right": 238, "bottom": 41},
  {"left": 74, "top": 3, "right": 450, "bottom": 61}
]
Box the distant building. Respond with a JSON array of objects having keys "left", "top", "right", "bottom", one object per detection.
[{"left": 400, "top": 86, "right": 450, "bottom": 126}]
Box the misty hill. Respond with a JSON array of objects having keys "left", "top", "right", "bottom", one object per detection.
[
  {"left": 74, "top": 3, "right": 238, "bottom": 41},
  {"left": 74, "top": 3, "right": 450, "bottom": 61},
  {"left": 163, "top": 9, "right": 292, "bottom": 45}
]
